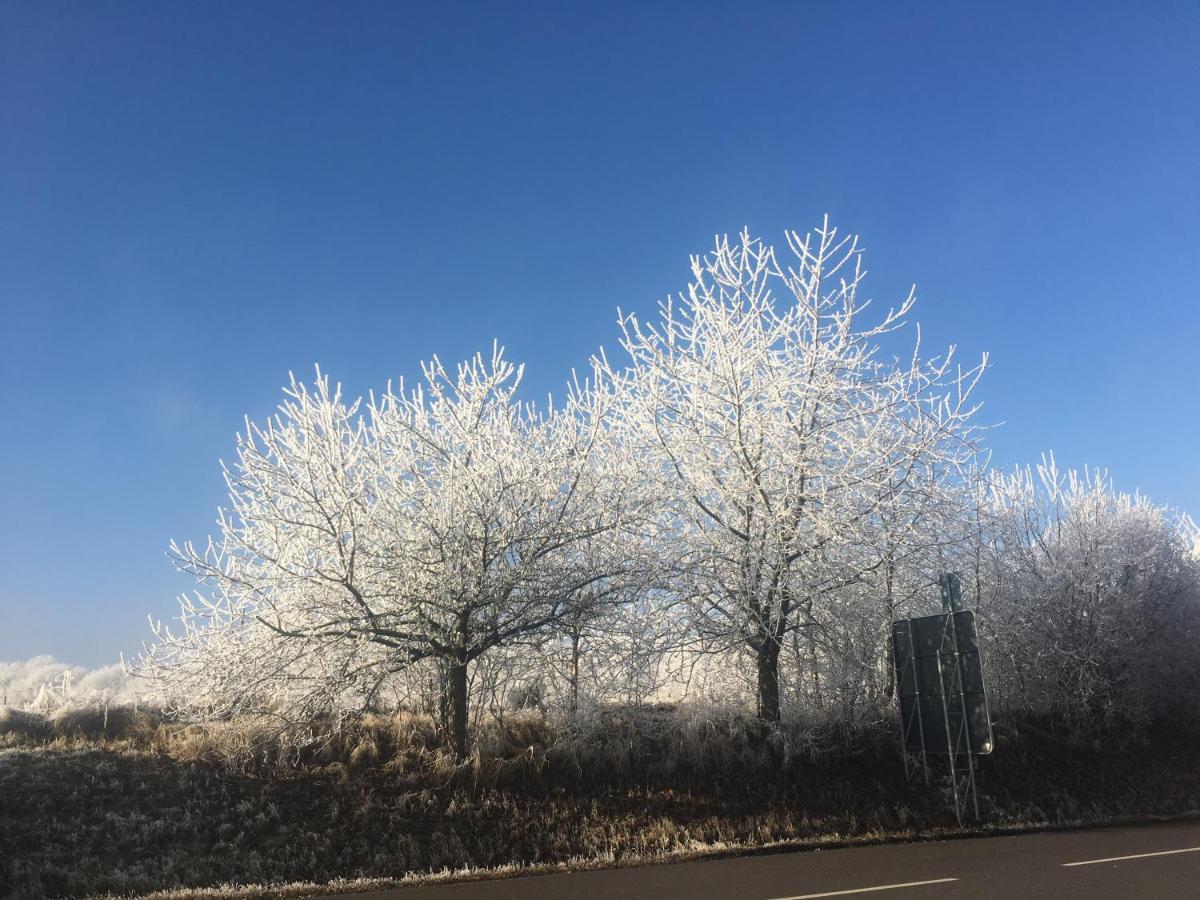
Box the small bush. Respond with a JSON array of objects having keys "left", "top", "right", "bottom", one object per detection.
[
  {"left": 49, "top": 704, "right": 151, "bottom": 740},
  {"left": 0, "top": 706, "right": 51, "bottom": 740}
]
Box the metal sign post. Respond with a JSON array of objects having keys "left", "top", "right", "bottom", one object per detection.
[
  {"left": 938, "top": 572, "right": 964, "bottom": 613},
  {"left": 894, "top": 623, "right": 930, "bottom": 785},
  {"left": 891, "top": 579, "right": 993, "bottom": 827}
]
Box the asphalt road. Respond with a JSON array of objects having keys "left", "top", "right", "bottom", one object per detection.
[{"left": 329, "top": 820, "right": 1200, "bottom": 899}]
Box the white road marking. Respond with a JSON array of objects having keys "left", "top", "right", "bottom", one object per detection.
[
  {"left": 768, "top": 877, "right": 960, "bottom": 900},
  {"left": 1062, "top": 845, "right": 1200, "bottom": 867}
]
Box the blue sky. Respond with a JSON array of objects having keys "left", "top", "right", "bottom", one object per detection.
[{"left": 2, "top": 1, "right": 1198, "bottom": 666}]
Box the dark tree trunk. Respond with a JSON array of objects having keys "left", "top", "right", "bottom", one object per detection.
[
  {"left": 884, "top": 551, "right": 897, "bottom": 700},
  {"left": 568, "top": 627, "right": 581, "bottom": 720},
  {"left": 433, "top": 664, "right": 450, "bottom": 733},
  {"left": 757, "top": 638, "right": 782, "bottom": 724},
  {"left": 448, "top": 658, "right": 469, "bottom": 759}
]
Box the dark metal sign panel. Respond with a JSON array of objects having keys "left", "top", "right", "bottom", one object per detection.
[{"left": 891, "top": 611, "right": 992, "bottom": 755}]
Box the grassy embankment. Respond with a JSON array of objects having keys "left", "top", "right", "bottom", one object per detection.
[{"left": 2, "top": 704, "right": 1198, "bottom": 899}]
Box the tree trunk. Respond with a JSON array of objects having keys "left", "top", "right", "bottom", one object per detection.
[
  {"left": 448, "top": 658, "right": 469, "bottom": 759},
  {"left": 808, "top": 627, "right": 822, "bottom": 708},
  {"left": 757, "top": 639, "right": 782, "bottom": 724},
  {"left": 883, "top": 551, "right": 896, "bottom": 700},
  {"left": 568, "top": 627, "right": 581, "bottom": 720}
]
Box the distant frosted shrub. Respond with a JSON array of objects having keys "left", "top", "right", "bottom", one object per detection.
[
  {"left": 0, "top": 655, "right": 76, "bottom": 707},
  {"left": 0, "top": 656, "right": 141, "bottom": 711},
  {"left": 75, "top": 663, "right": 135, "bottom": 701}
]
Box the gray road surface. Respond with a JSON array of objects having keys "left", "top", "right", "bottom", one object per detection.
[{"left": 329, "top": 820, "right": 1200, "bottom": 899}]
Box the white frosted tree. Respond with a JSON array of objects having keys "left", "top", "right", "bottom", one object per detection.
[
  {"left": 981, "top": 456, "right": 1200, "bottom": 733},
  {"left": 365, "top": 348, "right": 646, "bottom": 753},
  {"left": 609, "top": 220, "right": 985, "bottom": 723},
  {"left": 134, "top": 347, "right": 643, "bottom": 756}
]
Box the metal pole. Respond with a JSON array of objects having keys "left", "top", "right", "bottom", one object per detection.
[
  {"left": 945, "top": 609, "right": 979, "bottom": 824},
  {"left": 908, "top": 624, "right": 929, "bottom": 784},
  {"left": 934, "top": 634, "right": 962, "bottom": 828},
  {"left": 893, "top": 627, "right": 912, "bottom": 783}
]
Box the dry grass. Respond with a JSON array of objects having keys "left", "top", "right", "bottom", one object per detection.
[
  {"left": 0, "top": 706, "right": 53, "bottom": 741},
  {"left": 0, "top": 701, "right": 824, "bottom": 790},
  {"left": 2, "top": 705, "right": 1200, "bottom": 899}
]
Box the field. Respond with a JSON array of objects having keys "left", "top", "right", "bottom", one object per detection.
[{"left": 3, "top": 707, "right": 1200, "bottom": 899}]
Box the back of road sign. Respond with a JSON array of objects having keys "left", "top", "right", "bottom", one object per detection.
[{"left": 891, "top": 611, "right": 992, "bottom": 756}]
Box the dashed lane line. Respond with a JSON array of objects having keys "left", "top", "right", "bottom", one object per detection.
[
  {"left": 767, "top": 877, "right": 960, "bottom": 899},
  {"left": 1062, "top": 846, "right": 1200, "bottom": 867}
]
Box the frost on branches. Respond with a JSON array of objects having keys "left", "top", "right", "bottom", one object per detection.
[
  {"left": 976, "top": 456, "right": 1200, "bottom": 734},
  {"left": 608, "top": 220, "right": 985, "bottom": 723},
  {"left": 134, "top": 346, "right": 645, "bottom": 756},
  {"left": 134, "top": 218, "right": 1200, "bottom": 752}
]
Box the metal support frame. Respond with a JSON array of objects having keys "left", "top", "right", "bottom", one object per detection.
[
  {"left": 895, "top": 606, "right": 983, "bottom": 828},
  {"left": 897, "top": 624, "right": 930, "bottom": 785},
  {"left": 939, "top": 611, "right": 979, "bottom": 827}
]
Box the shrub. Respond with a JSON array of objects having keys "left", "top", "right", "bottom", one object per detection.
[
  {"left": 0, "top": 706, "right": 51, "bottom": 740},
  {"left": 49, "top": 704, "right": 147, "bottom": 740}
]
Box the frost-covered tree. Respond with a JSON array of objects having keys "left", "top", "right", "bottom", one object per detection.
[
  {"left": 135, "top": 347, "right": 643, "bottom": 756},
  {"left": 609, "top": 220, "right": 985, "bottom": 723},
  {"left": 981, "top": 456, "right": 1200, "bottom": 734}
]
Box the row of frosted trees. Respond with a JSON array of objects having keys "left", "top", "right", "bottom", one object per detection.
[{"left": 134, "top": 221, "right": 1200, "bottom": 755}]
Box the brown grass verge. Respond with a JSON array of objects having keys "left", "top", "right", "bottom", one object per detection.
[{"left": 2, "top": 707, "right": 1199, "bottom": 899}]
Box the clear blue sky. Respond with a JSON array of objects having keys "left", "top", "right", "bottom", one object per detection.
[{"left": 2, "top": 1, "right": 1198, "bottom": 667}]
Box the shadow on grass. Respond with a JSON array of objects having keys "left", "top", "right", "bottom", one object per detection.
[{"left": 4, "top": 715, "right": 1200, "bottom": 899}]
